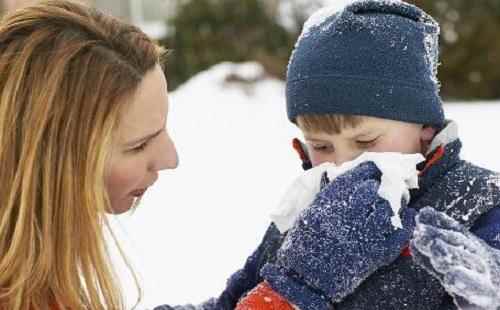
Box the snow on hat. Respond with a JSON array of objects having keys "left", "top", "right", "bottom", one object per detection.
[{"left": 286, "top": 0, "right": 445, "bottom": 126}]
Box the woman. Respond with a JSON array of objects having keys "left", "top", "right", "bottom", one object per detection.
[{"left": 0, "top": 1, "right": 178, "bottom": 308}]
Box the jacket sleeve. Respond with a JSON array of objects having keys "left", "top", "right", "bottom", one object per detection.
[
  {"left": 154, "top": 223, "right": 285, "bottom": 310},
  {"left": 470, "top": 206, "right": 500, "bottom": 250},
  {"left": 334, "top": 255, "right": 447, "bottom": 310},
  {"left": 334, "top": 207, "right": 500, "bottom": 310}
]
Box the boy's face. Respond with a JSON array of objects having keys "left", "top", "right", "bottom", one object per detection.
[{"left": 301, "top": 116, "right": 436, "bottom": 167}]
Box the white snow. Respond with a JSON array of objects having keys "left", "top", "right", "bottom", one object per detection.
[
  {"left": 423, "top": 30, "right": 441, "bottom": 89},
  {"left": 300, "top": 5, "right": 342, "bottom": 39},
  {"left": 413, "top": 208, "right": 500, "bottom": 309},
  {"left": 108, "top": 62, "right": 500, "bottom": 309},
  {"left": 286, "top": 1, "right": 351, "bottom": 70},
  {"left": 271, "top": 152, "right": 424, "bottom": 233},
  {"left": 277, "top": 0, "right": 354, "bottom": 32}
]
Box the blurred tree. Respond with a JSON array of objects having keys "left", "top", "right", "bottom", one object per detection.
[
  {"left": 409, "top": 0, "right": 500, "bottom": 100},
  {"left": 162, "top": 0, "right": 500, "bottom": 100},
  {"left": 161, "top": 0, "right": 306, "bottom": 90}
]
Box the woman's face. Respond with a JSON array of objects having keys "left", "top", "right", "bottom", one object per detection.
[{"left": 105, "top": 65, "right": 178, "bottom": 214}]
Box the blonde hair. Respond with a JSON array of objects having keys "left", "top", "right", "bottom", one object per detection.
[
  {"left": 0, "top": 1, "right": 164, "bottom": 309},
  {"left": 296, "top": 114, "right": 364, "bottom": 134}
]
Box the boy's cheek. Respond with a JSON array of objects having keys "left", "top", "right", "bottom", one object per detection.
[
  {"left": 310, "top": 149, "right": 365, "bottom": 166},
  {"left": 309, "top": 152, "right": 321, "bottom": 167},
  {"left": 372, "top": 139, "right": 422, "bottom": 155},
  {"left": 310, "top": 152, "right": 331, "bottom": 167}
]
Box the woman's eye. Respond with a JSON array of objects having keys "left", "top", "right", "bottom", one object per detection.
[{"left": 131, "top": 141, "right": 149, "bottom": 153}]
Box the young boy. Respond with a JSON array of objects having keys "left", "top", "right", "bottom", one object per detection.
[
  {"left": 155, "top": 1, "right": 500, "bottom": 309},
  {"left": 234, "top": 0, "right": 500, "bottom": 309}
]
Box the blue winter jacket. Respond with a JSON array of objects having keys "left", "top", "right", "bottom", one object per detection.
[{"left": 155, "top": 123, "right": 500, "bottom": 310}]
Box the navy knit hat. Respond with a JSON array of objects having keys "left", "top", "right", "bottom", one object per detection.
[{"left": 286, "top": 0, "right": 445, "bottom": 126}]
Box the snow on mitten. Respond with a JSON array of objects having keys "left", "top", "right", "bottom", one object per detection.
[{"left": 411, "top": 207, "right": 500, "bottom": 310}]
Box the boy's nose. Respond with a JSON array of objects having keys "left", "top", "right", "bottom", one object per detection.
[{"left": 333, "top": 151, "right": 359, "bottom": 166}]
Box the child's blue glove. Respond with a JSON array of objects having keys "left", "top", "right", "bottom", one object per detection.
[
  {"left": 261, "top": 161, "right": 417, "bottom": 309},
  {"left": 410, "top": 207, "right": 500, "bottom": 310}
]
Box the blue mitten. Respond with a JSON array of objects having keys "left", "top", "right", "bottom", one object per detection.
[
  {"left": 261, "top": 162, "right": 417, "bottom": 309},
  {"left": 410, "top": 207, "right": 500, "bottom": 310}
]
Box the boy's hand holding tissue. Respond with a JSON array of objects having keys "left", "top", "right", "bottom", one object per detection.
[{"left": 260, "top": 161, "right": 417, "bottom": 309}]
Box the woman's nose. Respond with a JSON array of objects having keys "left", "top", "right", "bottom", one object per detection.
[{"left": 153, "top": 132, "right": 179, "bottom": 171}]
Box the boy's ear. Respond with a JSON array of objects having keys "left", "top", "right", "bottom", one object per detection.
[
  {"left": 420, "top": 126, "right": 437, "bottom": 154},
  {"left": 292, "top": 138, "right": 313, "bottom": 171},
  {"left": 420, "top": 126, "right": 437, "bottom": 143}
]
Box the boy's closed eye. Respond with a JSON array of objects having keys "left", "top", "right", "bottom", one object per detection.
[
  {"left": 309, "top": 143, "right": 334, "bottom": 153},
  {"left": 355, "top": 136, "right": 380, "bottom": 149}
]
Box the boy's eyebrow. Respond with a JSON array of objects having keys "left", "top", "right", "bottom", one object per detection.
[
  {"left": 344, "top": 125, "right": 380, "bottom": 139},
  {"left": 304, "top": 135, "right": 329, "bottom": 142},
  {"left": 352, "top": 131, "right": 379, "bottom": 138}
]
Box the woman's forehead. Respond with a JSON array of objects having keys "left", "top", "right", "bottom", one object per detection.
[{"left": 119, "top": 66, "right": 168, "bottom": 138}]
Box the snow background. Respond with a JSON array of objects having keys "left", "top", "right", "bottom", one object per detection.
[{"left": 108, "top": 61, "right": 500, "bottom": 309}]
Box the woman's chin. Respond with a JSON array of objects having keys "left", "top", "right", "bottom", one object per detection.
[{"left": 109, "top": 196, "right": 136, "bottom": 214}]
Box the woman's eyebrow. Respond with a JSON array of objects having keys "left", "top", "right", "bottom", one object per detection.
[{"left": 125, "top": 128, "right": 163, "bottom": 147}]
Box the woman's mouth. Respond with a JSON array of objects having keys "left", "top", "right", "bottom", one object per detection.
[{"left": 130, "top": 188, "right": 147, "bottom": 197}]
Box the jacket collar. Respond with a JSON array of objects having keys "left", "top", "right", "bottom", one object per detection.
[{"left": 411, "top": 120, "right": 462, "bottom": 202}]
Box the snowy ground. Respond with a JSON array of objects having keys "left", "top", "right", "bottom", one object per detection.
[{"left": 109, "top": 62, "right": 500, "bottom": 309}]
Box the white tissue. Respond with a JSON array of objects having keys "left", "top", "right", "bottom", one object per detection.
[{"left": 271, "top": 152, "right": 425, "bottom": 233}]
